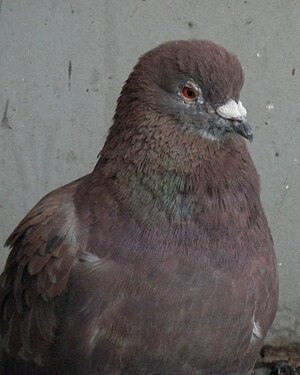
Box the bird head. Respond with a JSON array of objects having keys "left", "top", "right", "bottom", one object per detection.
[{"left": 117, "top": 40, "right": 253, "bottom": 143}]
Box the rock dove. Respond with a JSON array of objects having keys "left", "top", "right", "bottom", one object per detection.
[{"left": 0, "top": 40, "right": 278, "bottom": 375}]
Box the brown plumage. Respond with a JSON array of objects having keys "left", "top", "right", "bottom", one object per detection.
[{"left": 0, "top": 40, "right": 278, "bottom": 375}]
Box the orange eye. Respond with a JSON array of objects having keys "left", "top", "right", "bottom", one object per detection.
[{"left": 182, "top": 85, "right": 198, "bottom": 101}]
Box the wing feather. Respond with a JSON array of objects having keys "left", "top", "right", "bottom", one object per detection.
[{"left": 0, "top": 180, "right": 82, "bottom": 365}]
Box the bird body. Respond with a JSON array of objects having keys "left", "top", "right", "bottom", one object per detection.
[{"left": 0, "top": 40, "right": 278, "bottom": 375}]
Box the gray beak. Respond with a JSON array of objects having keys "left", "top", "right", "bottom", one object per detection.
[
  {"left": 230, "top": 119, "right": 253, "bottom": 142},
  {"left": 216, "top": 99, "right": 253, "bottom": 142}
]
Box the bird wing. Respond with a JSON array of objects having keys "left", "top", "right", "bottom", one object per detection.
[{"left": 0, "top": 178, "right": 83, "bottom": 366}]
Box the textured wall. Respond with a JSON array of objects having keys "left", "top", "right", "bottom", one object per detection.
[{"left": 0, "top": 0, "right": 299, "bottom": 344}]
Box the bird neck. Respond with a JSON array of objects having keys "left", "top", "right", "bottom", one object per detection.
[{"left": 93, "top": 120, "right": 260, "bottom": 230}]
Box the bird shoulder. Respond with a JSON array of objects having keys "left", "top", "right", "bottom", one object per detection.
[{"left": 0, "top": 178, "right": 83, "bottom": 366}]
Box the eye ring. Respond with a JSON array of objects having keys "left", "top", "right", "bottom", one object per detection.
[{"left": 181, "top": 81, "right": 200, "bottom": 101}]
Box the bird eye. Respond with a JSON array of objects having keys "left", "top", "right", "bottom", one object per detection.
[{"left": 181, "top": 84, "right": 199, "bottom": 101}]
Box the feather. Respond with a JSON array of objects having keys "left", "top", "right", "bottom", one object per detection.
[{"left": 0, "top": 40, "right": 278, "bottom": 375}]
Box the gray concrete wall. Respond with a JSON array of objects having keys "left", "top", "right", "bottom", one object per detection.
[{"left": 0, "top": 0, "right": 299, "bottom": 344}]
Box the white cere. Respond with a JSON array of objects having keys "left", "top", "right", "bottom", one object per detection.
[
  {"left": 216, "top": 99, "right": 247, "bottom": 121},
  {"left": 237, "top": 101, "right": 247, "bottom": 117}
]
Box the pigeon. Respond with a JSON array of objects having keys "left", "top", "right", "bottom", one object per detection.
[{"left": 0, "top": 40, "right": 278, "bottom": 375}]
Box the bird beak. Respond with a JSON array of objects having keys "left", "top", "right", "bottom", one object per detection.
[
  {"left": 230, "top": 119, "right": 253, "bottom": 142},
  {"left": 216, "top": 99, "right": 253, "bottom": 142}
]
